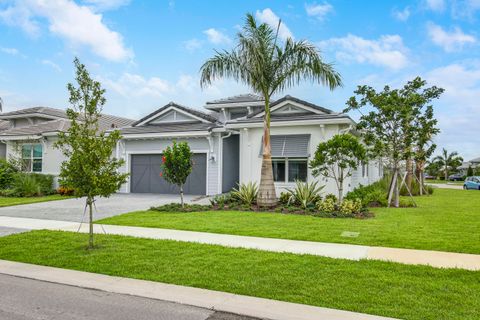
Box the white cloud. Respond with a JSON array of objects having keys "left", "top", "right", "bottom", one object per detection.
[
  {"left": 426, "top": 61, "right": 480, "bottom": 159},
  {"left": 255, "top": 8, "right": 293, "bottom": 41},
  {"left": 183, "top": 38, "right": 202, "bottom": 52},
  {"left": 393, "top": 6, "right": 411, "bottom": 21},
  {"left": 203, "top": 28, "right": 231, "bottom": 45},
  {"left": 452, "top": 0, "right": 480, "bottom": 20},
  {"left": 427, "top": 22, "right": 476, "bottom": 52},
  {"left": 82, "top": 0, "right": 131, "bottom": 11},
  {"left": 100, "top": 73, "right": 173, "bottom": 98},
  {"left": 0, "top": 0, "right": 133, "bottom": 62},
  {"left": 425, "top": 0, "right": 446, "bottom": 12},
  {"left": 305, "top": 2, "right": 333, "bottom": 21},
  {"left": 0, "top": 47, "right": 19, "bottom": 55},
  {"left": 41, "top": 59, "right": 62, "bottom": 72},
  {"left": 318, "top": 34, "right": 409, "bottom": 70}
]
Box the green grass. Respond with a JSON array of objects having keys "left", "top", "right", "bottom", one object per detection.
[
  {"left": 0, "top": 230, "right": 478, "bottom": 320},
  {"left": 0, "top": 194, "right": 69, "bottom": 207},
  {"left": 98, "top": 189, "right": 480, "bottom": 254},
  {"left": 426, "top": 179, "right": 464, "bottom": 185}
]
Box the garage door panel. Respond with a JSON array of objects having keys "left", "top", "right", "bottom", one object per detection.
[{"left": 131, "top": 153, "right": 206, "bottom": 195}]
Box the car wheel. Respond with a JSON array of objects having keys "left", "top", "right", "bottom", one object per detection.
[{"left": 463, "top": 185, "right": 467, "bottom": 190}]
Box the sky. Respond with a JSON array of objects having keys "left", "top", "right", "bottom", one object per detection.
[{"left": 0, "top": 0, "right": 479, "bottom": 160}]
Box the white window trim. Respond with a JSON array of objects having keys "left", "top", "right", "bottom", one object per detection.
[
  {"left": 21, "top": 143, "right": 43, "bottom": 173},
  {"left": 272, "top": 157, "right": 308, "bottom": 183}
]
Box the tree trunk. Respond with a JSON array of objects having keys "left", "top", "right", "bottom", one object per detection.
[
  {"left": 338, "top": 170, "right": 344, "bottom": 203},
  {"left": 394, "top": 172, "right": 400, "bottom": 208},
  {"left": 444, "top": 165, "right": 448, "bottom": 181},
  {"left": 87, "top": 197, "right": 94, "bottom": 249},
  {"left": 406, "top": 157, "right": 413, "bottom": 192},
  {"left": 257, "top": 97, "right": 277, "bottom": 207},
  {"left": 180, "top": 185, "right": 184, "bottom": 208}
]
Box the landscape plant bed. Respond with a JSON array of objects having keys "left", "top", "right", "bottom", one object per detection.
[
  {"left": 0, "top": 230, "right": 478, "bottom": 320},
  {"left": 0, "top": 194, "right": 69, "bottom": 207},
  {"left": 98, "top": 189, "right": 480, "bottom": 254},
  {"left": 150, "top": 202, "right": 373, "bottom": 218}
]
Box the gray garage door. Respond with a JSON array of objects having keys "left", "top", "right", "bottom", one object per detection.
[{"left": 130, "top": 153, "right": 207, "bottom": 195}]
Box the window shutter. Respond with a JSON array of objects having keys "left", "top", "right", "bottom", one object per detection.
[{"left": 261, "top": 135, "right": 310, "bottom": 157}]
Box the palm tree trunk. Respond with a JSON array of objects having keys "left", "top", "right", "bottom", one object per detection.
[{"left": 257, "top": 97, "right": 277, "bottom": 207}]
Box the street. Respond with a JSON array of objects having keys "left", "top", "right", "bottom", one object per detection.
[{"left": 0, "top": 274, "right": 258, "bottom": 320}]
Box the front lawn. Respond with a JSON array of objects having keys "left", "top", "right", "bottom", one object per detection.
[
  {"left": 0, "top": 230, "right": 478, "bottom": 320},
  {"left": 98, "top": 189, "right": 480, "bottom": 254},
  {"left": 0, "top": 195, "right": 69, "bottom": 207}
]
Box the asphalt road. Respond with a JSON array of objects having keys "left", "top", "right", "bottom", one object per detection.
[{"left": 0, "top": 274, "right": 258, "bottom": 320}]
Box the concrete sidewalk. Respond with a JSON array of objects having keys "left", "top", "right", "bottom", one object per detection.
[
  {"left": 1, "top": 216, "right": 480, "bottom": 270},
  {"left": 0, "top": 260, "right": 396, "bottom": 320}
]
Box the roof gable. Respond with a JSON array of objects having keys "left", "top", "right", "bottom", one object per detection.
[
  {"left": 251, "top": 95, "right": 335, "bottom": 119},
  {"left": 132, "top": 102, "right": 217, "bottom": 127}
]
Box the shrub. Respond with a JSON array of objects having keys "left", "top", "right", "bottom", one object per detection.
[
  {"left": 57, "top": 186, "right": 75, "bottom": 196},
  {"left": 11, "top": 173, "right": 41, "bottom": 197},
  {"left": 151, "top": 203, "right": 211, "bottom": 212},
  {"left": 345, "top": 178, "right": 389, "bottom": 207},
  {"left": 210, "top": 192, "right": 235, "bottom": 207},
  {"left": 339, "top": 198, "right": 363, "bottom": 214},
  {"left": 0, "top": 159, "right": 18, "bottom": 189},
  {"left": 400, "top": 178, "right": 434, "bottom": 196},
  {"left": 317, "top": 197, "right": 336, "bottom": 213},
  {"left": 231, "top": 182, "right": 258, "bottom": 206},
  {"left": 278, "top": 192, "right": 290, "bottom": 205},
  {"left": 285, "top": 180, "right": 324, "bottom": 210},
  {"left": 324, "top": 193, "right": 338, "bottom": 203},
  {"left": 28, "top": 173, "right": 55, "bottom": 195}
]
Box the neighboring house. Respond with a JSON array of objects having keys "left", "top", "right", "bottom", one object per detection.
[
  {"left": 115, "top": 94, "right": 383, "bottom": 196},
  {"left": 0, "top": 107, "right": 134, "bottom": 179},
  {"left": 0, "top": 96, "right": 383, "bottom": 196},
  {"left": 458, "top": 157, "right": 480, "bottom": 176}
]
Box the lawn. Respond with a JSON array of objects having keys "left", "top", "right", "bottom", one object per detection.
[
  {"left": 0, "top": 230, "right": 478, "bottom": 320},
  {"left": 98, "top": 189, "right": 480, "bottom": 254},
  {"left": 0, "top": 195, "right": 69, "bottom": 207}
]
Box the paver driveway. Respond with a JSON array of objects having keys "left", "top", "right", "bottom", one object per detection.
[{"left": 0, "top": 193, "right": 207, "bottom": 222}]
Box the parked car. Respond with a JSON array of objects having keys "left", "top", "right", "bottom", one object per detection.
[
  {"left": 448, "top": 174, "right": 464, "bottom": 181},
  {"left": 464, "top": 176, "right": 480, "bottom": 190},
  {"left": 424, "top": 174, "right": 436, "bottom": 180}
]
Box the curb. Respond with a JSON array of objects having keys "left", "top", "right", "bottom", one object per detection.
[{"left": 0, "top": 260, "right": 396, "bottom": 320}]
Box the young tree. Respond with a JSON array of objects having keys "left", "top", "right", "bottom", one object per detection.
[
  {"left": 413, "top": 105, "right": 440, "bottom": 194},
  {"left": 200, "top": 14, "right": 342, "bottom": 207},
  {"left": 161, "top": 141, "right": 193, "bottom": 208},
  {"left": 432, "top": 148, "right": 463, "bottom": 180},
  {"left": 55, "top": 58, "right": 128, "bottom": 249},
  {"left": 345, "top": 77, "right": 442, "bottom": 207},
  {"left": 467, "top": 166, "right": 474, "bottom": 177},
  {"left": 310, "top": 133, "right": 366, "bottom": 203}
]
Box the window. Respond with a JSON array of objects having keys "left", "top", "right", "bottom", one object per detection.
[
  {"left": 22, "top": 144, "right": 42, "bottom": 172},
  {"left": 272, "top": 159, "right": 286, "bottom": 182},
  {"left": 272, "top": 158, "right": 307, "bottom": 183},
  {"left": 288, "top": 160, "right": 308, "bottom": 182}
]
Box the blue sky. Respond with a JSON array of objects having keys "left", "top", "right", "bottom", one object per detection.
[{"left": 0, "top": 0, "right": 479, "bottom": 159}]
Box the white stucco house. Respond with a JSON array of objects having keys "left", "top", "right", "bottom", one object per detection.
[{"left": 0, "top": 94, "right": 383, "bottom": 196}]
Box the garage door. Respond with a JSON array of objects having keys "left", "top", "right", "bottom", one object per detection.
[{"left": 130, "top": 154, "right": 207, "bottom": 195}]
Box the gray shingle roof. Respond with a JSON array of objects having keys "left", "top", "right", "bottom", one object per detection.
[
  {"left": 206, "top": 93, "right": 265, "bottom": 105},
  {"left": 0, "top": 108, "right": 135, "bottom": 137},
  {"left": 469, "top": 157, "right": 480, "bottom": 163},
  {"left": 132, "top": 102, "right": 217, "bottom": 127},
  {"left": 0, "top": 107, "right": 69, "bottom": 119},
  {"left": 119, "top": 123, "right": 216, "bottom": 135},
  {"left": 246, "top": 95, "right": 335, "bottom": 118}
]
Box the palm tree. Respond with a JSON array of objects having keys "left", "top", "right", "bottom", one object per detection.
[
  {"left": 200, "top": 14, "right": 342, "bottom": 206},
  {"left": 432, "top": 148, "right": 463, "bottom": 180}
]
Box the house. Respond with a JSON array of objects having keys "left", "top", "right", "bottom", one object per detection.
[
  {"left": 0, "top": 107, "right": 134, "bottom": 174},
  {"left": 458, "top": 157, "right": 480, "bottom": 176},
  {"left": 0, "top": 95, "right": 383, "bottom": 196}
]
